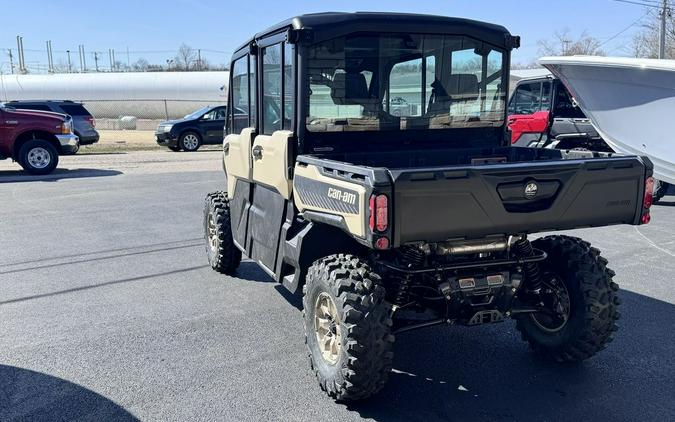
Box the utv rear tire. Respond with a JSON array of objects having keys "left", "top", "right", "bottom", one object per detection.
[
  {"left": 204, "top": 191, "right": 241, "bottom": 274},
  {"left": 303, "top": 254, "right": 394, "bottom": 401},
  {"left": 515, "top": 235, "right": 620, "bottom": 362},
  {"left": 18, "top": 139, "right": 59, "bottom": 175}
]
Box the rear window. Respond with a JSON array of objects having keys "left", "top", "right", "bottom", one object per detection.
[{"left": 59, "top": 104, "right": 90, "bottom": 116}]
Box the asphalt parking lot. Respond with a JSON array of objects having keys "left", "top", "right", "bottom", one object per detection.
[{"left": 1, "top": 152, "right": 674, "bottom": 422}]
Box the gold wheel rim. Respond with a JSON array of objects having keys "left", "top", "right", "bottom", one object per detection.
[{"left": 314, "top": 292, "right": 342, "bottom": 365}]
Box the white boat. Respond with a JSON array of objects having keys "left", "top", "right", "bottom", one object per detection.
[{"left": 539, "top": 56, "right": 675, "bottom": 185}]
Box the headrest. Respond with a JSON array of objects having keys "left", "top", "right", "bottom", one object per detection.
[
  {"left": 446, "top": 74, "right": 479, "bottom": 101},
  {"left": 331, "top": 71, "right": 369, "bottom": 105}
]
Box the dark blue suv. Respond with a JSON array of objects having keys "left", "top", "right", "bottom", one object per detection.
[{"left": 155, "top": 105, "right": 226, "bottom": 152}]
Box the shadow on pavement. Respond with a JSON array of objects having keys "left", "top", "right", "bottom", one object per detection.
[
  {"left": 0, "top": 168, "right": 122, "bottom": 183},
  {"left": 0, "top": 265, "right": 209, "bottom": 306},
  {"left": 336, "top": 290, "right": 675, "bottom": 422},
  {"left": 0, "top": 365, "right": 139, "bottom": 421}
]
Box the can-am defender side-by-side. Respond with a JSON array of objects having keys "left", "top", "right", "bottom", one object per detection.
[{"left": 204, "top": 13, "right": 654, "bottom": 401}]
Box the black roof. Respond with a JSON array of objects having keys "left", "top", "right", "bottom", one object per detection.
[{"left": 233, "top": 12, "right": 516, "bottom": 55}]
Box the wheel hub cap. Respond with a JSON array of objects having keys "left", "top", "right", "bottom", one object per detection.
[
  {"left": 314, "top": 293, "right": 342, "bottom": 365},
  {"left": 184, "top": 134, "right": 198, "bottom": 150},
  {"left": 27, "top": 147, "right": 51, "bottom": 169},
  {"left": 531, "top": 273, "right": 571, "bottom": 332}
]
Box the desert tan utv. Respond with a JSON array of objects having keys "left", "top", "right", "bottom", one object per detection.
[{"left": 204, "top": 12, "right": 655, "bottom": 401}]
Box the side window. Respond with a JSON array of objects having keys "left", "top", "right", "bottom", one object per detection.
[
  {"left": 511, "top": 82, "right": 542, "bottom": 115},
  {"left": 554, "top": 84, "right": 586, "bottom": 118},
  {"left": 18, "top": 104, "right": 51, "bottom": 112},
  {"left": 540, "top": 82, "right": 552, "bottom": 112},
  {"left": 388, "top": 58, "right": 422, "bottom": 117},
  {"left": 250, "top": 55, "right": 257, "bottom": 129},
  {"left": 215, "top": 107, "right": 226, "bottom": 120},
  {"left": 283, "top": 44, "right": 294, "bottom": 130},
  {"left": 230, "top": 56, "right": 250, "bottom": 134},
  {"left": 262, "top": 44, "right": 282, "bottom": 135}
]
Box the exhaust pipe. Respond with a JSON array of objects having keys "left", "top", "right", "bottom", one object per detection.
[{"left": 435, "top": 237, "right": 515, "bottom": 255}]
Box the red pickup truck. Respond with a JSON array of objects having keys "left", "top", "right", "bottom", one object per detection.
[{"left": 0, "top": 103, "right": 79, "bottom": 174}]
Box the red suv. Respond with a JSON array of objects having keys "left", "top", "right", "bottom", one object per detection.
[{"left": 0, "top": 103, "right": 79, "bottom": 174}]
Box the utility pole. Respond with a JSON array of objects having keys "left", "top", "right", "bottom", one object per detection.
[
  {"left": 46, "top": 40, "right": 54, "bottom": 73},
  {"left": 78, "top": 45, "right": 83, "bottom": 72},
  {"left": 659, "top": 0, "right": 670, "bottom": 59},
  {"left": 66, "top": 50, "right": 72, "bottom": 73},
  {"left": 82, "top": 45, "right": 87, "bottom": 71},
  {"left": 112, "top": 49, "right": 117, "bottom": 71},
  {"left": 94, "top": 51, "right": 99, "bottom": 72},
  {"left": 16, "top": 36, "right": 25, "bottom": 73},
  {"left": 126, "top": 46, "right": 130, "bottom": 69},
  {"left": 8, "top": 49, "right": 14, "bottom": 74},
  {"left": 198, "top": 49, "right": 202, "bottom": 70}
]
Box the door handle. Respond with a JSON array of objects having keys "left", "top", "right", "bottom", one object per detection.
[{"left": 252, "top": 145, "right": 263, "bottom": 160}]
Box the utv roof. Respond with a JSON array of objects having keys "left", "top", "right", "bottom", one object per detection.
[{"left": 234, "top": 12, "right": 518, "bottom": 54}]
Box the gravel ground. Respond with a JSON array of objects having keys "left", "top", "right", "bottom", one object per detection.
[{"left": 0, "top": 153, "right": 674, "bottom": 422}]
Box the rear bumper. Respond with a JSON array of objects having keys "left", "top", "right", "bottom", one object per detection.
[
  {"left": 56, "top": 133, "right": 80, "bottom": 153},
  {"left": 78, "top": 133, "right": 99, "bottom": 145},
  {"left": 156, "top": 132, "right": 179, "bottom": 147}
]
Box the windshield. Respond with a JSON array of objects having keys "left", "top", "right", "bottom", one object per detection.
[
  {"left": 183, "top": 107, "right": 211, "bottom": 120},
  {"left": 306, "top": 33, "right": 506, "bottom": 133}
]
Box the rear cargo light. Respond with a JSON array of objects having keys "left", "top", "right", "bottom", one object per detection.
[
  {"left": 374, "top": 236, "right": 390, "bottom": 250},
  {"left": 369, "top": 194, "right": 388, "bottom": 232}
]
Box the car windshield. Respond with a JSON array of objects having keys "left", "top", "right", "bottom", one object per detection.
[
  {"left": 306, "top": 33, "right": 506, "bottom": 133},
  {"left": 183, "top": 107, "right": 211, "bottom": 120}
]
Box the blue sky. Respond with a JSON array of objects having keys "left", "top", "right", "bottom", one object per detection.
[{"left": 0, "top": 0, "right": 655, "bottom": 73}]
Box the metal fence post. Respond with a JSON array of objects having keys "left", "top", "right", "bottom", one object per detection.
[{"left": 164, "top": 99, "right": 169, "bottom": 120}]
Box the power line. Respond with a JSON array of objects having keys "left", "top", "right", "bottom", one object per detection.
[
  {"left": 599, "top": 9, "right": 653, "bottom": 46},
  {"left": 612, "top": 0, "right": 671, "bottom": 8}
]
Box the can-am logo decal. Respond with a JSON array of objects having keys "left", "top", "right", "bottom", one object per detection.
[
  {"left": 524, "top": 182, "right": 538, "bottom": 199},
  {"left": 295, "top": 176, "right": 360, "bottom": 214},
  {"left": 327, "top": 187, "right": 357, "bottom": 206}
]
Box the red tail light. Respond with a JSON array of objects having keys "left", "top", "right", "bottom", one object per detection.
[
  {"left": 641, "top": 176, "right": 654, "bottom": 224},
  {"left": 644, "top": 177, "right": 654, "bottom": 208},
  {"left": 369, "top": 194, "right": 388, "bottom": 232}
]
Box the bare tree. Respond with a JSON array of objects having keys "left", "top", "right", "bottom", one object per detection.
[
  {"left": 132, "top": 58, "right": 150, "bottom": 71},
  {"left": 538, "top": 29, "right": 605, "bottom": 56},
  {"left": 631, "top": 10, "right": 674, "bottom": 59},
  {"left": 175, "top": 44, "right": 197, "bottom": 70}
]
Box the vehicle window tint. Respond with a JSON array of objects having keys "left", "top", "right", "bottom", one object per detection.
[
  {"left": 249, "top": 55, "right": 257, "bottom": 128},
  {"left": 511, "top": 82, "right": 542, "bottom": 115},
  {"left": 17, "top": 104, "right": 51, "bottom": 112},
  {"left": 231, "top": 56, "right": 250, "bottom": 134},
  {"left": 202, "top": 109, "right": 218, "bottom": 120},
  {"left": 215, "top": 107, "right": 226, "bottom": 120},
  {"left": 59, "top": 104, "right": 89, "bottom": 116},
  {"left": 485, "top": 50, "right": 504, "bottom": 114},
  {"left": 388, "top": 58, "right": 423, "bottom": 117},
  {"left": 554, "top": 84, "right": 586, "bottom": 118},
  {"left": 540, "top": 82, "right": 552, "bottom": 112},
  {"left": 262, "top": 43, "right": 282, "bottom": 135},
  {"left": 283, "top": 44, "right": 294, "bottom": 130}
]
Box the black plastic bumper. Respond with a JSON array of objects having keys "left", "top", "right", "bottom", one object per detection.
[{"left": 156, "top": 133, "right": 179, "bottom": 147}]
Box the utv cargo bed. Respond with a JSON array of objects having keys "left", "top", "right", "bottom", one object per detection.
[{"left": 299, "top": 146, "right": 651, "bottom": 246}]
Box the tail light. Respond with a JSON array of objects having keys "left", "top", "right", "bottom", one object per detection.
[
  {"left": 641, "top": 176, "right": 654, "bottom": 224},
  {"left": 369, "top": 194, "right": 390, "bottom": 250},
  {"left": 369, "top": 194, "right": 388, "bottom": 232}
]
